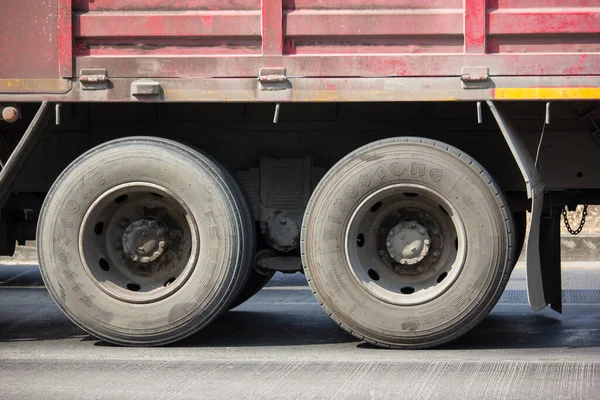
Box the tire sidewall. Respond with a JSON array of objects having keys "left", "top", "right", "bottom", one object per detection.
[
  {"left": 302, "top": 138, "right": 513, "bottom": 347},
  {"left": 38, "top": 138, "right": 252, "bottom": 345}
]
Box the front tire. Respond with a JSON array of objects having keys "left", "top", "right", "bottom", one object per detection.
[
  {"left": 301, "top": 138, "right": 514, "bottom": 349},
  {"left": 38, "top": 137, "right": 255, "bottom": 346}
]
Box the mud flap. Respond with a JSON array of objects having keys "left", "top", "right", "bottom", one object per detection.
[
  {"left": 487, "top": 101, "right": 547, "bottom": 312},
  {"left": 540, "top": 207, "right": 562, "bottom": 313}
]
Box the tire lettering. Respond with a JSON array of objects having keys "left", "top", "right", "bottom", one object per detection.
[
  {"left": 79, "top": 295, "right": 95, "bottom": 308},
  {"left": 333, "top": 198, "right": 345, "bottom": 213},
  {"left": 358, "top": 174, "right": 371, "bottom": 188},
  {"left": 410, "top": 163, "right": 426, "bottom": 180},
  {"left": 375, "top": 165, "right": 385, "bottom": 181},
  {"left": 389, "top": 162, "right": 405, "bottom": 176},
  {"left": 429, "top": 168, "right": 444, "bottom": 183},
  {"left": 345, "top": 185, "right": 358, "bottom": 199},
  {"left": 76, "top": 180, "right": 93, "bottom": 200},
  {"left": 92, "top": 172, "right": 106, "bottom": 186},
  {"left": 65, "top": 200, "right": 80, "bottom": 215}
]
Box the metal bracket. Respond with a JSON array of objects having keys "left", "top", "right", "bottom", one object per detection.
[
  {"left": 0, "top": 102, "right": 52, "bottom": 209},
  {"left": 487, "top": 101, "right": 547, "bottom": 312},
  {"left": 80, "top": 69, "right": 108, "bottom": 90},
  {"left": 258, "top": 68, "right": 290, "bottom": 91},
  {"left": 461, "top": 67, "right": 490, "bottom": 89},
  {"left": 131, "top": 80, "right": 162, "bottom": 97}
]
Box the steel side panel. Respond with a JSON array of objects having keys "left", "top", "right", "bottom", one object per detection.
[{"left": 2, "top": 0, "right": 600, "bottom": 98}]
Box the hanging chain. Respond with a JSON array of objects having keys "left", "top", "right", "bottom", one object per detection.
[{"left": 562, "top": 205, "right": 588, "bottom": 235}]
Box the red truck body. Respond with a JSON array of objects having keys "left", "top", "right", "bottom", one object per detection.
[{"left": 1, "top": 0, "right": 599, "bottom": 101}]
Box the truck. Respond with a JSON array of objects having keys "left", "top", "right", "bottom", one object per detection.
[{"left": 0, "top": 0, "right": 599, "bottom": 348}]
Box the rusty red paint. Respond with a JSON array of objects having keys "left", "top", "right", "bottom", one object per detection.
[
  {"left": 2, "top": 0, "right": 600, "bottom": 99},
  {"left": 489, "top": 9, "right": 600, "bottom": 35},
  {"left": 58, "top": 0, "right": 73, "bottom": 78},
  {"left": 286, "top": 10, "right": 463, "bottom": 37},
  {"left": 262, "top": 0, "right": 283, "bottom": 56},
  {"left": 75, "top": 11, "right": 261, "bottom": 38},
  {"left": 73, "top": 0, "right": 261, "bottom": 11},
  {"left": 464, "top": 0, "right": 486, "bottom": 54}
]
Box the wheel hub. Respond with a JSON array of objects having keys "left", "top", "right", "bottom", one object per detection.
[
  {"left": 386, "top": 220, "right": 431, "bottom": 265},
  {"left": 122, "top": 218, "right": 168, "bottom": 263}
]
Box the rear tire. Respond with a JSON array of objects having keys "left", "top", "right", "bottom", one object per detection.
[
  {"left": 301, "top": 138, "right": 514, "bottom": 349},
  {"left": 38, "top": 137, "right": 255, "bottom": 346}
]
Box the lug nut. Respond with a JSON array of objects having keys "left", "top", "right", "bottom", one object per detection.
[
  {"left": 433, "top": 250, "right": 440, "bottom": 257},
  {"left": 153, "top": 251, "right": 161, "bottom": 258},
  {"left": 158, "top": 240, "right": 166, "bottom": 249},
  {"left": 389, "top": 231, "right": 395, "bottom": 236},
  {"left": 424, "top": 239, "right": 430, "bottom": 245},
  {"left": 157, "top": 229, "right": 164, "bottom": 236},
  {"left": 140, "top": 256, "right": 150, "bottom": 263},
  {"left": 386, "top": 241, "right": 392, "bottom": 248}
]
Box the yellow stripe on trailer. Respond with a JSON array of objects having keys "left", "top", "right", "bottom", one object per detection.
[{"left": 495, "top": 87, "right": 600, "bottom": 100}]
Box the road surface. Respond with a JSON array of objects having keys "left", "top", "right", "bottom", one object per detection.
[{"left": 1, "top": 262, "right": 599, "bottom": 399}]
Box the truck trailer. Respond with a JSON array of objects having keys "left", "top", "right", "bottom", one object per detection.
[{"left": 0, "top": 0, "right": 599, "bottom": 348}]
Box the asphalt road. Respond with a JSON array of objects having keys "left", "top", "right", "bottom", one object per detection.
[{"left": 1, "top": 262, "right": 600, "bottom": 399}]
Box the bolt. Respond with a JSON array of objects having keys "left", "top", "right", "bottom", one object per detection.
[
  {"left": 389, "top": 230, "right": 395, "bottom": 236},
  {"left": 140, "top": 256, "right": 150, "bottom": 263},
  {"left": 421, "top": 250, "right": 428, "bottom": 257},
  {"left": 131, "top": 255, "right": 139, "bottom": 262},
  {"left": 400, "top": 260, "right": 407, "bottom": 265},
  {"left": 157, "top": 229, "right": 164, "bottom": 236},
  {"left": 153, "top": 251, "right": 161, "bottom": 258},
  {"left": 158, "top": 240, "right": 166, "bottom": 249},
  {"left": 386, "top": 241, "right": 392, "bottom": 248},
  {"left": 126, "top": 226, "right": 133, "bottom": 233},
  {"left": 424, "top": 239, "right": 430, "bottom": 245},
  {"left": 433, "top": 250, "right": 440, "bottom": 257},
  {"left": 2, "top": 107, "right": 19, "bottom": 123}
]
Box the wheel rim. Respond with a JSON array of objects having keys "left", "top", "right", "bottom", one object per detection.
[
  {"left": 345, "top": 184, "right": 467, "bottom": 306},
  {"left": 79, "top": 182, "right": 199, "bottom": 304}
]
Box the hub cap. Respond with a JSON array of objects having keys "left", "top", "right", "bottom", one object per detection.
[
  {"left": 122, "top": 218, "right": 168, "bottom": 263},
  {"left": 386, "top": 220, "right": 431, "bottom": 265}
]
